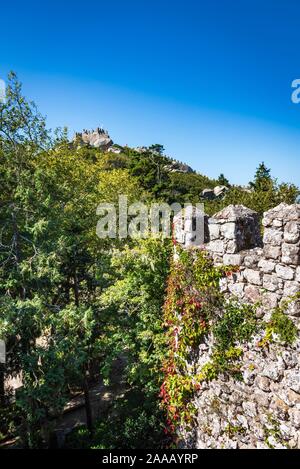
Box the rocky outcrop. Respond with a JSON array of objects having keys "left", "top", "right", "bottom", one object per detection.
[
  {"left": 73, "top": 128, "right": 113, "bottom": 150},
  {"left": 202, "top": 185, "right": 229, "bottom": 200},
  {"left": 164, "top": 160, "right": 194, "bottom": 174}
]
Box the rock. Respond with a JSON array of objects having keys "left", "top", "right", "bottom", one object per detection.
[
  {"left": 209, "top": 224, "right": 220, "bottom": 240},
  {"left": 256, "top": 442, "right": 270, "bottom": 449},
  {"left": 283, "top": 300, "right": 300, "bottom": 316},
  {"left": 290, "top": 409, "right": 300, "bottom": 428},
  {"left": 236, "top": 414, "right": 248, "bottom": 428},
  {"left": 255, "top": 376, "right": 271, "bottom": 392},
  {"left": 275, "top": 265, "right": 295, "bottom": 280},
  {"left": 214, "top": 185, "right": 229, "bottom": 198},
  {"left": 253, "top": 390, "right": 270, "bottom": 407},
  {"left": 279, "top": 423, "right": 291, "bottom": 438},
  {"left": 207, "top": 240, "right": 225, "bottom": 254},
  {"left": 263, "top": 245, "right": 281, "bottom": 260},
  {"left": 244, "top": 269, "right": 262, "bottom": 286},
  {"left": 263, "top": 228, "right": 283, "bottom": 246},
  {"left": 266, "top": 435, "right": 286, "bottom": 449},
  {"left": 220, "top": 223, "right": 236, "bottom": 239},
  {"left": 263, "top": 204, "right": 300, "bottom": 226},
  {"left": 288, "top": 438, "right": 298, "bottom": 449},
  {"left": 285, "top": 370, "right": 300, "bottom": 393},
  {"left": 279, "top": 388, "right": 300, "bottom": 407},
  {"left": 258, "top": 259, "right": 276, "bottom": 273},
  {"left": 202, "top": 188, "right": 216, "bottom": 200},
  {"left": 282, "top": 351, "right": 298, "bottom": 368},
  {"left": 242, "top": 367, "right": 256, "bottom": 385},
  {"left": 263, "top": 274, "right": 281, "bottom": 292},
  {"left": 270, "top": 398, "right": 289, "bottom": 420},
  {"left": 284, "top": 221, "right": 300, "bottom": 244},
  {"left": 228, "top": 282, "right": 244, "bottom": 296},
  {"left": 283, "top": 281, "right": 300, "bottom": 297},
  {"left": 73, "top": 128, "right": 113, "bottom": 149},
  {"left": 282, "top": 243, "right": 300, "bottom": 265},
  {"left": 296, "top": 267, "right": 300, "bottom": 282},
  {"left": 262, "top": 363, "right": 284, "bottom": 381},
  {"left": 244, "top": 285, "right": 261, "bottom": 303},
  {"left": 211, "top": 419, "right": 221, "bottom": 436},
  {"left": 242, "top": 401, "right": 257, "bottom": 417},
  {"left": 223, "top": 254, "right": 243, "bottom": 266},
  {"left": 273, "top": 219, "right": 283, "bottom": 228},
  {"left": 226, "top": 240, "right": 238, "bottom": 254},
  {"left": 244, "top": 252, "right": 260, "bottom": 268},
  {"left": 166, "top": 160, "right": 194, "bottom": 174},
  {"left": 262, "top": 292, "right": 279, "bottom": 309}
]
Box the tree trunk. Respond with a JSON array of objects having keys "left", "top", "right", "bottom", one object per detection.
[
  {"left": 73, "top": 270, "right": 79, "bottom": 307},
  {"left": 0, "top": 364, "right": 5, "bottom": 407},
  {"left": 83, "top": 369, "right": 93, "bottom": 435}
]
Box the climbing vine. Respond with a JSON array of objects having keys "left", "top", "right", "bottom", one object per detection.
[
  {"left": 160, "top": 247, "right": 298, "bottom": 443},
  {"left": 160, "top": 247, "right": 235, "bottom": 442}
]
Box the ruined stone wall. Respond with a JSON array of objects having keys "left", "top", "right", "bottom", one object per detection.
[{"left": 174, "top": 203, "right": 300, "bottom": 449}]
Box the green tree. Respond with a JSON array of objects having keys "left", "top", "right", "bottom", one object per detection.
[
  {"left": 217, "top": 173, "right": 230, "bottom": 187},
  {"left": 250, "top": 162, "right": 272, "bottom": 191}
]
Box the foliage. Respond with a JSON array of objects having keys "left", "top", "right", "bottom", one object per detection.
[
  {"left": 160, "top": 248, "right": 234, "bottom": 439},
  {"left": 263, "top": 309, "right": 298, "bottom": 346},
  {"left": 217, "top": 173, "right": 230, "bottom": 187},
  {"left": 99, "top": 238, "right": 171, "bottom": 396},
  {"left": 65, "top": 389, "right": 165, "bottom": 449},
  {"left": 212, "top": 301, "right": 258, "bottom": 351}
]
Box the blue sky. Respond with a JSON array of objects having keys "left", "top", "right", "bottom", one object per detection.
[{"left": 1, "top": 0, "right": 300, "bottom": 185}]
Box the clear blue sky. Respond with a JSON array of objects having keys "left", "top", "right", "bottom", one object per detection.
[{"left": 1, "top": 0, "right": 300, "bottom": 185}]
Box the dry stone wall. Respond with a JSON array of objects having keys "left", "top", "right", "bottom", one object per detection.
[{"left": 174, "top": 203, "right": 300, "bottom": 449}]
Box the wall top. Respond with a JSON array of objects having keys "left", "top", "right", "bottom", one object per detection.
[
  {"left": 210, "top": 204, "right": 258, "bottom": 223},
  {"left": 263, "top": 203, "right": 300, "bottom": 227}
]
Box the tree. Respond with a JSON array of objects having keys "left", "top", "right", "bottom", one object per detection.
[
  {"left": 0, "top": 74, "right": 104, "bottom": 445},
  {"left": 217, "top": 173, "right": 230, "bottom": 187},
  {"left": 148, "top": 144, "right": 165, "bottom": 156},
  {"left": 250, "top": 162, "right": 272, "bottom": 191}
]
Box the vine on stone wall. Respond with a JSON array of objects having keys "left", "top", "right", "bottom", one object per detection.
[
  {"left": 160, "top": 247, "right": 298, "bottom": 445},
  {"left": 160, "top": 247, "right": 232, "bottom": 442}
]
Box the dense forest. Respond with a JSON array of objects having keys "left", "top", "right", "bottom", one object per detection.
[{"left": 0, "top": 73, "right": 299, "bottom": 449}]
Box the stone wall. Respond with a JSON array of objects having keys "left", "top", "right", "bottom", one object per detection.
[{"left": 174, "top": 203, "right": 300, "bottom": 449}]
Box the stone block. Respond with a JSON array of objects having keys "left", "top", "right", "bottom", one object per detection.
[
  {"left": 208, "top": 224, "right": 220, "bottom": 240},
  {"left": 282, "top": 243, "right": 300, "bottom": 265},
  {"left": 255, "top": 376, "right": 271, "bottom": 392},
  {"left": 263, "top": 228, "right": 283, "bottom": 246},
  {"left": 275, "top": 264, "right": 295, "bottom": 280},
  {"left": 284, "top": 221, "right": 300, "bottom": 244},
  {"left": 283, "top": 280, "right": 300, "bottom": 297},
  {"left": 244, "top": 268, "right": 262, "bottom": 286},
  {"left": 263, "top": 245, "right": 281, "bottom": 260},
  {"left": 244, "top": 285, "right": 261, "bottom": 303},
  {"left": 207, "top": 240, "right": 225, "bottom": 254},
  {"left": 226, "top": 240, "right": 238, "bottom": 254},
  {"left": 285, "top": 370, "right": 300, "bottom": 394},
  {"left": 220, "top": 222, "right": 236, "bottom": 239},
  {"left": 263, "top": 274, "right": 281, "bottom": 292},
  {"left": 258, "top": 259, "right": 276, "bottom": 273},
  {"left": 262, "top": 292, "right": 279, "bottom": 309},
  {"left": 223, "top": 254, "right": 243, "bottom": 266},
  {"left": 261, "top": 362, "right": 284, "bottom": 381},
  {"left": 228, "top": 282, "right": 244, "bottom": 296}
]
